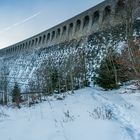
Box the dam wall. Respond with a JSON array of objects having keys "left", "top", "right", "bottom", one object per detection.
[{"left": 0, "top": 0, "right": 134, "bottom": 57}]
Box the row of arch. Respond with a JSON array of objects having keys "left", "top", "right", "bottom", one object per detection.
[{"left": 3, "top": 0, "right": 125, "bottom": 55}]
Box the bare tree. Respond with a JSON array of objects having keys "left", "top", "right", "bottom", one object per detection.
[
  {"left": 124, "top": 0, "right": 139, "bottom": 74},
  {"left": 0, "top": 66, "right": 9, "bottom": 105},
  {"left": 114, "top": 0, "right": 140, "bottom": 85}
]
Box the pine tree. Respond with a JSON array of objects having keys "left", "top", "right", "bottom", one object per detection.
[
  {"left": 12, "top": 82, "right": 22, "bottom": 108},
  {"left": 94, "top": 50, "right": 130, "bottom": 90}
]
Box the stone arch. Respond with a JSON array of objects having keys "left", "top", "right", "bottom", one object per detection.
[
  {"left": 25, "top": 42, "right": 28, "bottom": 46},
  {"left": 22, "top": 43, "right": 25, "bottom": 50},
  {"left": 16, "top": 46, "right": 18, "bottom": 52},
  {"left": 18, "top": 45, "right": 20, "bottom": 51},
  {"left": 92, "top": 10, "right": 100, "bottom": 24},
  {"left": 14, "top": 46, "right": 16, "bottom": 52},
  {"left": 51, "top": 31, "right": 55, "bottom": 40},
  {"left": 62, "top": 26, "right": 67, "bottom": 36},
  {"left": 35, "top": 38, "right": 38, "bottom": 45},
  {"left": 56, "top": 28, "right": 61, "bottom": 38},
  {"left": 17, "top": 46, "right": 19, "bottom": 51},
  {"left": 12, "top": 47, "right": 13, "bottom": 52},
  {"left": 47, "top": 33, "right": 50, "bottom": 41},
  {"left": 29, "top": 41, "right": 31, "bottom": 47},
  {"left": 20, "top": 44, "right": 22, "bottom": 51},
  {"left": 116, "top": 0, "right": 125, "bottom": 13},
  {"left": 32, "top": 39, "right": 34, "bottom": 46},
  {"left": 75, "top": 19, "right": 81, "bottom": 32},
  {"left": 103, "top": 5, "right": 111, "bottom": 19},
  {"left": 14, "top": 47, "right": 16, "bottom": 52},
  {"left": 38, "top": 36, "right": 42, "bottom": 44},
  {"left": 25, "top": 42, "right": 28, "bottom": 49},
  {"left": 43, "top": 35, "right": 46, "bottom": 43},
  {"left": 68, "top": 23, "right": 74, "bottom": 35},
  {"left": 83, "top": 15, "right": 90, "bottom": 29}
]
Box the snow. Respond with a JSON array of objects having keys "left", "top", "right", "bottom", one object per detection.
[{"left": 0, "top": 87, "right": 140, "bottom": 140}]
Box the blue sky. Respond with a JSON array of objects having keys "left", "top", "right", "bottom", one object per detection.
[{"left": 0, "top": 0, "right": 103, "bottom": 49}]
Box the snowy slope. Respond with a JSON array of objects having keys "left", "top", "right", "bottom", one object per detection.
[{"left": 0, "top": 87, "right": 140, "bottom": 140}]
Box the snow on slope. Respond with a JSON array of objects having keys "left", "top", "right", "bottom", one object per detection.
[{"left": 0, "top": 87, "right": 140, "bottom": 140}]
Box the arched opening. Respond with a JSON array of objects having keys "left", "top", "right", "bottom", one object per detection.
[
  {"left": 32, "top": 40, "right": 34, "bottom": 46},
  {"left": 47, "top": 33, "right": 50, "bottom": 41},
  {"left": 56, "top": 28, "right": 61, "bottom": 38},
  {"left": 39, "top": 36, "right": 42, "bottom": 44},
  {"left": 51, "top": 31, "right": 55, "bottom": 40},
  {"left": 92, "top": 11, "right": 100, "bottom": 24},
  {"left": 68, "top": 23, "right": 73, "bottom": 35},
  {"left": 83, "top": 16, "right": 90, "bottom": 29},
  {"left": 35, "top": 38, "right": 38, "bottom": 45},
  {"left": 62, "top": 26, "right": 67, "bottom": 36},
  {"left": 17, "top": 46, "right": 19, "bottom": 51},
  {"left": 29, "top": 41, "right": 31, "bottom": 46},
  {"left": 20, "top": 44, "right": 22, "bottom": 51},
  {"left": 15, "top": 47, "right": 17, "bottom": 52},
  {"left": 43, "top": 35, "right": 46, "bottom": 43},
  {"left": 25, "top": 42, "right": 28, "bottom": 49},
  {"left": 22, "top": 43, "right": 25, "bottom": 50},
  {"left": 75, "top": 19, "right": 81, "bottom": 32},
  {"left": 116, "top": 0, "right": 125, "bottom": 13},
  {"left": 18, "top": 45, "right": 20, "bottom": 51},
  {"left": 104, "top": 6, "right": 111, "bottom": 19},
  {"left": 16, "top": 46, "right": 18, "bottom": 52},
  {"left": 15, "top": 46, "right": 17, "bottom": 52},
  {"left": 14, "top": 47, "right": 16, "bottom": 52}
]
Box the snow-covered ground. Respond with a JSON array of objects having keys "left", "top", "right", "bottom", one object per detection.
[{"left": 0, "top": 86, "right": 140, "bottom": 140}]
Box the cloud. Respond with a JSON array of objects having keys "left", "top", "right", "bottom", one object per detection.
[{"left": 0, "top": 11, "right": 41, "bottom": 35}]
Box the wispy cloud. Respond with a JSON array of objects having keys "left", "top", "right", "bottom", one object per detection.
[{"left": 0, "top": 11, "right": 41, "bottom": 35}]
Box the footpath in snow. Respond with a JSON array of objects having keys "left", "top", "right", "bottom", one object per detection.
[{"left": 0, "top": 86, "right": 140, "bottom": 140}]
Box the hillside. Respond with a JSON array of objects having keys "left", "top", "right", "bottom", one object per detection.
[{"left": 0, "top": 85, "right": 140, "bottom": 140}]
